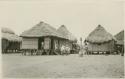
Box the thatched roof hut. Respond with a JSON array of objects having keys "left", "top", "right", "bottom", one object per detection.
[
  {"left": 86, "top": 25, "right": 116, "bottom": 44},
  {"left": 20, "top": 22, "right": 77, "bottom": 55},
  {"left": 114, "top": 30, "right": 124, "bottom": 45},
  {"left": 57, "top": 25, "right": 77, "bottom": 53},
  {"left": 20, "top": 22, "right": 68, "bottom": 54},
  {"left": 1, "top": 27, "right": 21, "bottom": 53},
  {"left": 2, "top": 27, "right": 21, "bottom": 42},
  {"left": 57, "top": 25, "right": 77, "bottom": 41},
  {"left": 85, "top": 25, "right": 116, "bottom": 54},
  {"left": 20, "top": 21, "right": 63, "bottom": 38}
]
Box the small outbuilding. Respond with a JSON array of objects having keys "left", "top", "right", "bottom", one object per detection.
[
  {"left": 85, "top": 25, "right": 116, "bottom": 54},
  {"left": 1, "top": 27, "right": 21, "bottom": 53}
]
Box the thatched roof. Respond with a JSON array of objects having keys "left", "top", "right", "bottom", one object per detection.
[
  {"left": 2, "top": 27, "right": 15, "bottom": 34},
  {"left": 115, "top": 30, "right": 124, "bottom": 40},
  {"left": 57, "top": 25, "right": 77, "bottom": 41},
  {"left": 85, "top": 25, "right": 116, "bottom": 43},
  {"left": 57, "top": 25, "right": 69, "bottom": 39},
  {"left": 1, "top": 27, "right": 21, "bottom": 42},
  {"left": 114, "top": 30, "right": 124, "bottom": 45},
  {"left": 20, "top": 21, "right": 64, "bottom": 38},
  {"left": 2, "top": 33, "right": 22, "bottom": 42},
  {"left": 68, "top": 32, "right": 77, "bottom": 42}
]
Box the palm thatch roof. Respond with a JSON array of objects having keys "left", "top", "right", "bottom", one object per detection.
[
  {"left": 115, "top": 30, "right": 124, "bottom": 40},
  {"left": 20, "top": 21, "right": 63, "bottom": 38},
  {"left": 57, "top": 25, "right": 77, "bottom": 41},
  {"left": 1, "top": 27, "right": 21, "bottom": 42},
  {"left": 69, "top": 32, "right": 77, "bottom": 42},
  {"left": 114, "top": 30, "right": 124, "bottom": 45},
  {"left": 2, "top": 27, "right": 15, "bottom": 34},
  {"left": 85, "top": 25, "right": 116, "bottom": 43}
]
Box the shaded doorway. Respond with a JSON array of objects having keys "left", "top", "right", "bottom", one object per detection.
[
  {"left": 38, "top": 38, "right": 44, "bottom": 50},
  {"left": 51, "top": 38, "right": 54, "bottom": 50}
]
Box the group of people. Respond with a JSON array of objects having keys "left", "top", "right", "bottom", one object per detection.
[
  {"left": 79, "top": 44, "right": 88, "bottom": 57},
  {"left": 60, "top": 43, "right": 88, "bottom": 56},
  {"left": 60, "top": 45, "right": 70, "bottom": 55}
]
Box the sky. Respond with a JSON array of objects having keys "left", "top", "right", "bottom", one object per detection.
[{"left": 0, "top": 0, "right": 124, "bottom": 43}]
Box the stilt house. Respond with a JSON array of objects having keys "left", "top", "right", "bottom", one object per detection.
[
  {"left": 20, "top": 21, "right": 66, "bottom": 55},
  {"left": 85, "top": 25, "right": 116, "bottom": 54}
]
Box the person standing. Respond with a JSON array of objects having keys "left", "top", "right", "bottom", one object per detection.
[{"left": 79, "top": 37, "right": 83, "bottom": 57}]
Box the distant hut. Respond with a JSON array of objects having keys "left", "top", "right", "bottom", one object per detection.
[
  {"left": 20, "top": 21, "right": 65, "bottom": 55},
  {"left": 85, "top": 25, "right": 116, "bottom": 55},
  {"left": 57, "top": 25, "right": 77, "bottom": 54},
  {"left": 1, "top": 27, "right": 21, "bottom": 53},
  {"left": 114, "top": 30, "right": 124, "bottom": 55}
]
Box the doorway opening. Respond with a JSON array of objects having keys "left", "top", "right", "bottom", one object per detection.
[{"left": 38, "top": 37, "right": 44, "bottom": 50}]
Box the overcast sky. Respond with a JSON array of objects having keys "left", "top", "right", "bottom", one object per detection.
[{"left": 0, "top": 0, "right": 124, "bottom": 43}]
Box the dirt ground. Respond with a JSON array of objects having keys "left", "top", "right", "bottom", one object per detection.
[{"left": 2, "top": 54, "right": 124, "bottom": 78}]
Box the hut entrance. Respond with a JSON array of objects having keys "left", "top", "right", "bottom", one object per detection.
[
  {"left": 38, "top": 38, "right": 44, "bottom": 50},
  {"left": 50, "top": 38, "right": 57, "bottom": 55},
  {"left": 51, "top": 38, "right": 55, "bottom": 50}
]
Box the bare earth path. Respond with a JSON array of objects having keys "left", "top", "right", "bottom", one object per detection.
[{"left": 2, "top": 54, "right": 124, "bottom": 78}]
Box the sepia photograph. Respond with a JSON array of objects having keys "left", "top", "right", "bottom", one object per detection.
[{"left": 0, "top": 0, "right": 124, "bottom": 78}]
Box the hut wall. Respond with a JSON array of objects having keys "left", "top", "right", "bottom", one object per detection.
[
  {"left": 8, "top": 42, "right": 20, "bottom": 50},
  {"left": 58, "top": 40, "right": 65, "bottom": 50},
  {"left": 66, "top": 41, "right": 72, "bottom": 49},
  {"left": 59, "top": 40, "right": 65, "bottom": 47},
  {"left": 69, "top": 43, "right": 73, "bottom": 50},
  {"left": 54, "top": 39, "right": 59, "bottom": 50},
  {"left": 69, "top": 42, "right": 73, "bottom": 50},
  {"left": 87, "top": 41, "right": 115, "bottom": 52},
  {"left": 21, "top": 37, "right": 38, "bottom": 49},
  {"left": 58, "top": 40, "right": 72, "bottom": 50},
  {"left": 2, "top": 39, "right": 9, "bottom": 53},
  {"left": 2, "top": 39, "right": 9, "bottom": 50},
  {"left": 58, "top": 40, "right": 62, "bottom": 50},
  {"left": 44, "top": 37, "right": 51, "bottom": 49}
]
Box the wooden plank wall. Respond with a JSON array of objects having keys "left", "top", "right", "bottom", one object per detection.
[{"left": 21, "top": 37, "right": 38, "bottom": 49}]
